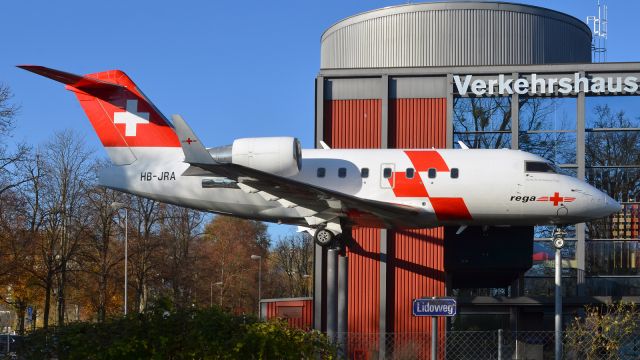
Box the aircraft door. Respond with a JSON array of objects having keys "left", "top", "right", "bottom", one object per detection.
[{"left": 380, "top": 163, "right": 395, "bottom": 189}]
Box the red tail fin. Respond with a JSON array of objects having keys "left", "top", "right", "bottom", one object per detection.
[{"left": 19, "top": 66, "right": 180, "bottom": 164}]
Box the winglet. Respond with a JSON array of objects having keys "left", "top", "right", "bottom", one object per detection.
[
  {"left": 457, "top": 140, "right": 470, "bottom": 150},
  {"left": 171, "top": 114, "right": 215, "bottom": 165},
  {"left": 319, "top": 141, "right": 331, "bottom": 150}
]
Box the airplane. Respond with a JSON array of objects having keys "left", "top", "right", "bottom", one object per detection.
[{"left": 19, "top": 65, "right": 622, "bottom": 248}]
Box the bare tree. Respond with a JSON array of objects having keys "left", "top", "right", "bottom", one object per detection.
[
  {"left": 83, "top": 171, "right": 124, "bottom": 321},
  {"left": 38, "top": 130, "right": 94, "bottom": 326},
  {"left": 453, "top": 97, "right": 512, "bottom": 149},
  {"left": 271, "top": 234, "right": 313, "bottom": 298},
  {"left": 160, "top": 205, "right": 204, "bottom": 308},
  {"left": 0, "top": 84, "right": 30, "bottom": 197},
  {"left": 128, "top": 197, "right": 164, "bottom": 313}
]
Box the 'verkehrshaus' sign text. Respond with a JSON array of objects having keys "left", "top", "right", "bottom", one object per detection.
[{"left": 454, "top": 73, "right": 640, "bottom": 96}]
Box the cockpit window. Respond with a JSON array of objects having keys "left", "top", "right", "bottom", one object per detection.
[{"left": 525, "top": 161, "right": 557, "bottom": 174}]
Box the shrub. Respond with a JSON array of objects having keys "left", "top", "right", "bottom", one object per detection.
[
  {"left": 19, "top": 307, "right": 335, "bottom": 359},
  {"left": 565, "top": 301, "right": 639, "bottom": 360}
]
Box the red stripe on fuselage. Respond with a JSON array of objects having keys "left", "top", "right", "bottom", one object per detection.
[
  {"left": 404, "top": 150, "right": 449, "bottom": 172},
  {"left": 430, "top": 198, "right": 473, "bottom": 221},
  {"left": 392, "top": 150, "right": 473, "bottom": 221},
  {"left": 390, "top": 172, "right": 429, "bottom": 197}
]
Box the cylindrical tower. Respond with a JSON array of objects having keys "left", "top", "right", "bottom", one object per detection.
[{"left": 321, "top": 2, "right": 591, "bottom": 69}]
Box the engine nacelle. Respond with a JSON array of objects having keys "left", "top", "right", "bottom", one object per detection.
[{"left": 231, "top": 137, "right": 302, "bottom": 177}]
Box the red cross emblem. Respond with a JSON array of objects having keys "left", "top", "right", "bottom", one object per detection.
[
  {"left": 536, "top": 192, "right": 575, "bottom": 206},
  {"left": 183, "top": 137, "right": 196, "bottom": 145},
  {"left": 549, "top": 192, "right": 563, "bottom": 206}
]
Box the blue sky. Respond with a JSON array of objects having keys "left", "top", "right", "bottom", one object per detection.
[{"left": 2, "top": 0, "right": 639, "bottom": 240}]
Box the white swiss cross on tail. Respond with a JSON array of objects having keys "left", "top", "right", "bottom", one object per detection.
[{"left": 113, "top": 100, "right": 150, "bottom": 136}]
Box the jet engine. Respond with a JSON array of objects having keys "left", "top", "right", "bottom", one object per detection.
[{"left": 231, "top": 137, "right": 302, "bottom": 177}]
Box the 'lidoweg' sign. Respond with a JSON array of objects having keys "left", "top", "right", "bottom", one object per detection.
[{"left": 412, "top": 298, "right": 457, "bottom": 317}]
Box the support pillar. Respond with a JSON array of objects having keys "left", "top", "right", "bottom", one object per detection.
[
  {"left": 327, "top": 249, "right": 338, "bottom": 341},
  {"left": 338, "top": 255, "right": 348, "bottom": 357}
]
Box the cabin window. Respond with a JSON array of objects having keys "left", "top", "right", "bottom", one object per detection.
[
  {"left": 525, "top": 161, "right": 557, "bottom": 174},
  {"left": 338, "top": 168, "right": 347, "bottom": 178},
  {"left": 406, "top": 168, "right": 415, "bottom": 179},
  {"left": 451, "top": 168, "right": 459, "bottom": 179},
  {"left": 361, "top": 168, "right": 369, "bottom": 178},
  {"left": 383, "top": 167, "right": 392, "bottom": 179},
  {"left": 428, "top": 168, "right": 436, "bottom": 178},
  {"left": 317, "top": 167, "right": 326, "bottom": 178}
]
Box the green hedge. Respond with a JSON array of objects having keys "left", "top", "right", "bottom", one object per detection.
[{"left": 19, "top": 307, "right": 335, "bottom": 359}]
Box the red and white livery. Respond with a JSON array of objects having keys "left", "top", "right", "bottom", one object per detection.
[{"left": 21, "top": 66, "right": 621, "bottom": 246}]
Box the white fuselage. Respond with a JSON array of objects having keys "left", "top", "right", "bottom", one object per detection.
[{"left": 98, "top": 147, "right": 619, "bottom": 229}]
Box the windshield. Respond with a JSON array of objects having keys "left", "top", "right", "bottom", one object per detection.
[{"left": 525, "top": 161, "right": 557, "bottom": 174}]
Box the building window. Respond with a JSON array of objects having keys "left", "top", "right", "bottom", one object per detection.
[
  {"left": 361, "top": 168, "right": 369, "bottom": 178},
  {"left": 338, "top": 168, "right": 347, "bottom": 178},
  {"left": 519, "top": 97, "right": 577, "bottom": 166},
  {"left": 317, "top": 168, "right": 325, "bottom": 178},
  {"left": 584, "top": 96, "right": 640, "bottom": 241},
  {"left": 453, "top": 97, "right": 512, "bottom": 149},
  {"left": 428, "top": 168, "right": 436, "bottom": 178},
  {"left": 406, "top": 168, "right": 415, "bottom": 179},
  {"left": 383, "top": 168, "right": 392, "bottom": 179},
  {"left": 451, "top": 168, "right": 459, "bottom": 178}
]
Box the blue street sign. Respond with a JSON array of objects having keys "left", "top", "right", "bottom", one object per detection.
[{"left": 412, "top": 298, "right": 457, "bottom": 317}]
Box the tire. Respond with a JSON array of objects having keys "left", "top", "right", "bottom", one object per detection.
[
  {"left": 314, "top": 228, "right": 334, "bottom": 247},
  {"left": 553, "top": 237, "right": 565, "bottom": 249}
]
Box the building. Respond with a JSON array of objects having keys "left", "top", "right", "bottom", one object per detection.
[
  {"left": 312, "top": 1, "right": 640, "bottom": 357},
  {"left": 260, "top": 297, "right": 313, "bottom": 330}
]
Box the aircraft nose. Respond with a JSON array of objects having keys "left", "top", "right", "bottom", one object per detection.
[{"left": 603, "top": 193, "right": 622, "bottom": 215}]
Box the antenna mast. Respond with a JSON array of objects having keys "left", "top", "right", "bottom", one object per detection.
[{"left": 587, "top": 0, "right": 608, "bottom": 62}]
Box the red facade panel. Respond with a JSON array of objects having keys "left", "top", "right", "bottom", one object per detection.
[
  {"left": 388, "top": 98, "right": 447, "bottom": 358},
  {"left": 324, "top": 100, "right": 382, "bottom": 148},
  {"left": 324, "top": 99, "right": 382, "bottom": 336},
  {"left": 346, "top": 228, "right": 381, "bottom": 334},
  {"left": 322, "top": 96, "right": 449, "bottom": 358},
  {"left": 390, "top": 228, "right": 446, "bottom": 328},
  {"left": 389, "top": 98, "right": 447, "bottom": 148},
  {"left": 263, "top": 299, "right": 313, "bottom": 330}
]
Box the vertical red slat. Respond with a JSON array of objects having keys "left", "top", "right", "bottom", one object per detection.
[
  {"left": 263, "top": 299, "right": 313, "bottom": 330},
  {"left": 389, "top": 98, "right": 447, "bottom": 358},
  {"left": 324, "top": 99, "right": 382, "bottom": 148},
  {"left": 389, "top": 98, "right": 446, "bottom": 148},
  {"left": 346, "top": 228, "right": 381, "bottom": 334},
  {"left": 325, "top": 99, "right": 382, "bottom": 357},
  {"left": 324, "top": 98, "right": 382, "bottom": 336},
  {"left": 324, "top": 97, "right": 449, "bottom": 357}
]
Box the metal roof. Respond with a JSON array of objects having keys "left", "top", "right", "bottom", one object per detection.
[{"left": 321, "top": 1, "right": 592, "bottom": 69}]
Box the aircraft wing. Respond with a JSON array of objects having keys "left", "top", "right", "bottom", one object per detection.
[
  {"left": 171, "top": 115, "right": 429, "bottom": 228},
  {"left": 200, "top": 162, "right": 426, "bottom": 228}
]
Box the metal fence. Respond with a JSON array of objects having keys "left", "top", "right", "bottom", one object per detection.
[
  {"left": 335, "top": 331, "right": 640, "bottom": 359},
  {"left": 0, "top": 334, "right": 18, "bottom": 357}
]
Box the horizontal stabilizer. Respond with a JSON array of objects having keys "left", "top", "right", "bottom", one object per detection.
[
  {"left": 182, "top": 165, "right": 216, "bottom": 177},
  {"left": 18, "top": 65, "right": 123, "bottom": 93}
]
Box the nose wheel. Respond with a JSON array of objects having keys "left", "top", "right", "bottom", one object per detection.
[{"left": 553, "top": 227, "right": 567, "bottom": 249}]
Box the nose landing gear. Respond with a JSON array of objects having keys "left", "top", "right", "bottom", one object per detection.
[{"left": 552, "top": 227, "right": 567, "bottom": 249}]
